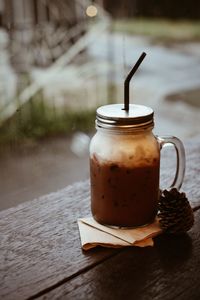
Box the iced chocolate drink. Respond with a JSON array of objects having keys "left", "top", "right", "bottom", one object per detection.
[
  {"left": 90, "top": 154, "right": 160, "bottom": 227},
  {"left": 89, "top": 103, "right": 185, "bottom": 227}
]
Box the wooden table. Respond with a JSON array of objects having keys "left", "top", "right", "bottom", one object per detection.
[{"left": 1, "top": 136, "right": 200, "bottom": 300}]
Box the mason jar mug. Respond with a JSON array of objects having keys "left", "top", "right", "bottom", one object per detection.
[{"left": 89, "top": 104, "right": 185, "bottom": 227}]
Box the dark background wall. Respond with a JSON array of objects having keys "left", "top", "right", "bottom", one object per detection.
[{"left": 103, "top": 0, "right": 200, "bottom": 19}]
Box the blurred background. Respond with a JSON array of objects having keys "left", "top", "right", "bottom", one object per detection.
[{"left": 0, "top": 0, "right": 200, "bottom": 210}]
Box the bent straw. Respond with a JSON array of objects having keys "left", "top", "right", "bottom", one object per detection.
[{"left": 124, "top": 52, "right": 146, "bottom": 112}]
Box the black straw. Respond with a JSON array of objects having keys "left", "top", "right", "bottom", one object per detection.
[{"left": 124, "top": 52, "right": 146, "bottom": 112}]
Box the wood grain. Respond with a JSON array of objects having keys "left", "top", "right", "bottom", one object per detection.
[
  {"left": 38, "top": 209, "right": 200, "bottom": 300},
  {"left": 0, "top": 138, "right": 200, "bottom": 300},
  {"left": 0, "top": 182, "right": 119, "bottom": 300}
]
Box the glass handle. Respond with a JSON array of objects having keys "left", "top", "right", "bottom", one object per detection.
[{"left": 157, "top": 136, "right": 186, "bottom": 190}]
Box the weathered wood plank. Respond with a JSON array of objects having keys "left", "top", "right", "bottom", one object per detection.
[
  {"left": 38, "top": 209, "right": 200, "bottom": 300},
  {"left": 0, "top": 137, "right": 200, "bottom": 300},
  {"left": 0, "top": 182, "right": 119, "bottom": 300}
]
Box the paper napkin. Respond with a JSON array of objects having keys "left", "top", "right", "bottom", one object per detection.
[{"left": 78, "top": 217, "right": 162, "bottom": 250}]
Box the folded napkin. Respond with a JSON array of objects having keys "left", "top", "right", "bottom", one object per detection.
[{"left": 78, "top": 217, "right": 162, "bottom": 250}]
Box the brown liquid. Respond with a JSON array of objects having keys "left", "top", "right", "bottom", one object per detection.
[{"left": 90, "top": 155, "right": 160, "bottom": 227}]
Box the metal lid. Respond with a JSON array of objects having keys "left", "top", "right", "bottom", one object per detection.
[{"left": 96, "top": 104, "right": 154, "bottom": 129}]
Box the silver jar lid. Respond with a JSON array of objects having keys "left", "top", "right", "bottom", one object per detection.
[{"left": 96, "top": 104, "right": 154, "bottom": 129}]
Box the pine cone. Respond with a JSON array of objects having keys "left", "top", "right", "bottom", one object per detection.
[{"left": 158, "top": 188, "right": 194, "bottom": 234}]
